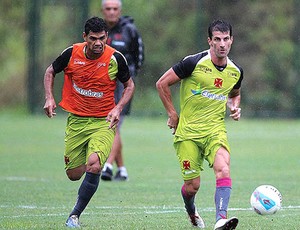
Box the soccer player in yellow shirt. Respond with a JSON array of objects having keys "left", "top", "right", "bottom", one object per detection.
[{"left": 156, "top": 19, "right": 243, "bottom": 230}]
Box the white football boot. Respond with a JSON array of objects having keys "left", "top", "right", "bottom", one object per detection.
[{"left": 214, "top": 217, "right": 238, "bottom": 230}]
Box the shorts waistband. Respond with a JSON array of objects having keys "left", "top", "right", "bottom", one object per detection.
[{"left": 70, "top": 113, "right": 106, "bottom": 119}]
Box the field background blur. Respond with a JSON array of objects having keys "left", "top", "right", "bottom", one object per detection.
[{"left": 1, "top": 0, "right": 300, "bottom": 117}]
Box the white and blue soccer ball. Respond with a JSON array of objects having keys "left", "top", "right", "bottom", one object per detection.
[{"left": 250, "top": 185, "right": 282, "bottom": 215}]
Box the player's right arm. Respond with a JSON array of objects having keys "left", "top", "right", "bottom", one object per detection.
[
  {"left": 156, "top": 68, "right": 181, "bottom": 134},
  {"left": 43, "top": 46, "right": 72, "bottom": 118},
  {"left": 43, "top": 64, "right": 57, "bottom": 118}
]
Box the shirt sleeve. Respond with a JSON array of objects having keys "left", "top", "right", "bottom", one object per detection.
[
  {"left": 233, "top": 67, "right": 244, "bottom": 89},
  {"left": 52, "top": 46, "right": 73, "bottom": 74},
  {"left": 172, "top": 52, "right": 207, "bottom": 79},
  {"left": 114, "top": 51, "right": 130, "bottom": 83}
]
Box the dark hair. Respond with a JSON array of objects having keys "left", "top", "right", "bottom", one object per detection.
[
  {"left": 84, "top": 16, "right": 108, "bottom": 35},
  {"left": 208, "top": 19, "right": 232, "bottom": 39}
]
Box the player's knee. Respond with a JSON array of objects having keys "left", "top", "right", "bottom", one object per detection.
[
  {"left": 86, "top": 153, "right": 101, "bottom": 174},
  {"left": 66, "top": 171, "right": 82, "bottom": 181},
  {"left": 186, "top": 185, "right": 199, "bottom": 196},
  {"left": 185, "top": 180, "right": 200, "bottom": 196},
  {"left": 66, "top": 165, "right": 86, "bottom": 181},
  {"left": 215, "top": 166, "right": 230, "bottom": 179},
  {"left": 68, "top": 175, "right": 81, "bottom": 181},
  {"left": 86, "top": 163, "right": 101, "bottom": 174}
]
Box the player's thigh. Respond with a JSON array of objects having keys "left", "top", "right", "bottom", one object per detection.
[
  {"left": 64, "top": 114, "right": 90, "bottom": 170},
  {"left": 87, "top": 118, "right": 116, "bottom": 168},
  {"left": 174, "top": 140, "right": 203, "bottom": 181},
  {"left": 213, "top": 147, "right": 231, "bottom": 178},
  {"left": 205, "top": 131, "right": 231, "bottom": 168}
]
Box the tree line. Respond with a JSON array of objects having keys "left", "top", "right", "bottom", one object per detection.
[{"left": 1, "top": 0, "right": 300, "bottom": 117}]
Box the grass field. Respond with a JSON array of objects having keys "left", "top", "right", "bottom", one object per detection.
[{"left": 0, "top": 113, "right": 300, "bottom": 229}]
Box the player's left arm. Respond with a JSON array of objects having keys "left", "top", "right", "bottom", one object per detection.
[
  {"left": 117, "top": 78, "right": 135, "bottom": 112},
  {"left": 227, "top": 88, "right": 241, "bottom": 121},
  {"left": 107, "top": 78, "right": 134, "bottom": 129},
  {"left": 106, "top": 51, "right": 135, "bottom": 129}
]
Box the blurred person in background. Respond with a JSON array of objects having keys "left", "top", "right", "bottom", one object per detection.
[
  {"left": 100, "top": 0, "right": 144, "bottom": 181},
  {"left": 156, "top": 20, "right": 243, "bottom": 229},
  {"left": 43, "top": 16, "right": 134, "bottom": 228}
]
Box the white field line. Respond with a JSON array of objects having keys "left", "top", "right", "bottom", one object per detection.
[
  {"left": 0, "top": 205, "right": 299, "bottom": 219},
  {"left": 2, "top": 176, "right": 48, "bottom": 182}
]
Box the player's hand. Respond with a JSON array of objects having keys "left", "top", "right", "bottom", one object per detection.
[
  {"left": 167, "top": 113, "right": 179, "bottom": 135},
  {"left": 229, "top": 107, "right": 241, "bottom": 121},
  {"left": 43, "top": 99, "right": 57, "bottom": 118},
  {"left": 106, "top": 108, "right": 120, "bottom": 129}
]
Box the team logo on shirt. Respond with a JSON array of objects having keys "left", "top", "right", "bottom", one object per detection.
[
  {"left": 214, "top": 78, "right": 223, "bottom": 88},
  {"left": 191, "top": 83, "right": 202, "bottom": 95},
  {"left": 228, "top": 72, "right": 238, "bottom": 78},
  {"left": 112, "top": 40, "right": 126, "bottom": 46},
  {"left": 74, "top": 59, "right": 85, "bottom": 65},
  {"left": 199, "top": 66, "right": 212, "bottom": 73},
  {"left": 191, "top": 83, "right": 227, "bottom": 101},
  {"left": 73, "top": 82, "right": 104, "bottom": 98},
  {"left": 97, "top": 62, "right": 107, "bottom": 68},
  {"left": 114, "top": 33, "right": 123, "bottom": 40}
]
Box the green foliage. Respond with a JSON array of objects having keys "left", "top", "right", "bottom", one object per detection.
[
  {"left": 0, "top": 114, "right": 300, "bottom": 229},
  {"left": 0, "top": 0, "right": 27, "bottom": 106},
  {"left": 251, "top": 1, "right": 296, "bottom": 116},
  {"left": 1, "top": 0, "right": 300, "bottom": 117}
]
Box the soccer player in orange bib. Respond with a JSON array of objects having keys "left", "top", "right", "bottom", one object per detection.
[{"left": 43, "top": 16, "right": 134, "bottom": 228}]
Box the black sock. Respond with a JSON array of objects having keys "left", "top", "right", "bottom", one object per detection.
[
  {"left": 69, "top": 172, "right": 100, "bottom": 218},
  {"left": 181, "top": 184, "right": 196, "bottom": 215}
]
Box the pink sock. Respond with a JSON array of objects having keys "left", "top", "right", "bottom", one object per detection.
[{"left": 216, "top": 177, "right": 232, "bottom": 187}]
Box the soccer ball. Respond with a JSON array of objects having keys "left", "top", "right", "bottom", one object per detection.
[{"left": 250, "top": 185, "right": 282, "bottom": 215}]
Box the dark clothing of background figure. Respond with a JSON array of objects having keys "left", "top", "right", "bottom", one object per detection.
[{"left": 107, "top": 15, "right": 144, "bottom": 115}]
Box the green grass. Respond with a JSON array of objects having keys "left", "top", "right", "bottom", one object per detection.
[{"left": 0, "top": 113, "right": 300, "bottom": 229}]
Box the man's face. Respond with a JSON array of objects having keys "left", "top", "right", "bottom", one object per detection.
[
  {"left": 102, "top": 0, "right": 121, "bottom": 24},
  {"left": 208, "top": 31, "right": 233, "bottom": 59},
  {"left": 83, "top": 31, "right": 108, "bottom": 57}
]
